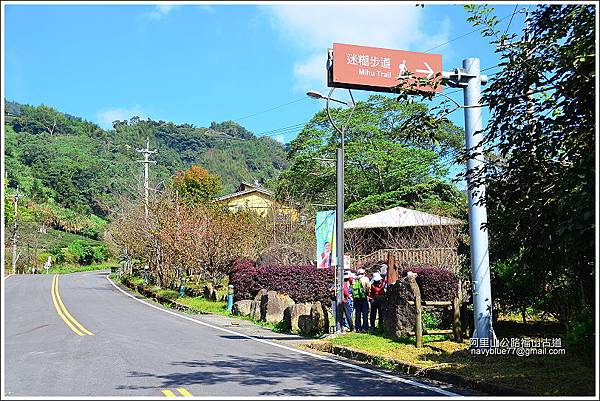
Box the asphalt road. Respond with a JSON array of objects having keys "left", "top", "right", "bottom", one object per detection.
[{"left": 4, "top": 271, "right": 466, "bottom": 397}]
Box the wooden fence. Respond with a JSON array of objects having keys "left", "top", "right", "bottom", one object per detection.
[
  {"left": 354, "top": 247, "right": 460, "bottom": 275},
  {"left": 406, "top": 272, "right": 463, "bottom": 347}
]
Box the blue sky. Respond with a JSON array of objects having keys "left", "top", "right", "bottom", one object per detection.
[{"left": 4, "top": 2, "right": 525, "bottom": 145}]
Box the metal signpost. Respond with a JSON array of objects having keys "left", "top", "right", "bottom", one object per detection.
[{"left": 325, "top": 43, "right": 495, "bottom": 345}]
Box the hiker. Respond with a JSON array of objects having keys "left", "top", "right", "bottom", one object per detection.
[
  {"left": 345, "top": 272, "right": 356, "bottom": 328},
  {"left": 342, "top": 271, "right": 355, "bottom": 332},
  {"left": 352, "top": 268, "right": 371, "bottom": 332},
  {"left": 370, "top": 272, "right": 386, "bottom": 332}
]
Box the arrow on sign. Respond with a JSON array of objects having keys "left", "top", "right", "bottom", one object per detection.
[{"left": 415, "top": 62, "right": 434, "bottom": 79}]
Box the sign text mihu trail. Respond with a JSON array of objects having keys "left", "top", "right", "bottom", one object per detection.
[{"left": 329, "top": 43, "right": 443, "bottom": 93}]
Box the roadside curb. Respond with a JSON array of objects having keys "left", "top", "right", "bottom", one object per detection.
[
  {"left": 118, "top": 275, "right": 210, "bottom": 315},
  {"left": 305, "top": 341, "right": 530, "bottom": 396},
  {"left": 116, "top": 274, "right": 524, "bottom": 396}
]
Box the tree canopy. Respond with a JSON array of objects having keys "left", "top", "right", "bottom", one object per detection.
[
  {"left": 464, "top": 4, "right": 595, "bottom": 328},
  {"left": 4, "top": 102, "right": 288, "bottom": 218},
  {"left": 273, "top": 95, "right": 466, "bottom": 220}
]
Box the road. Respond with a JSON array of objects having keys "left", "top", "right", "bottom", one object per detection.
[{"left": 3, "top": 271, "right": 466, "bottom": 397}]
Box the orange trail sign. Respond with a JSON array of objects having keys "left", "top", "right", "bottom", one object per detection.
[{"left": 329, "top": 43, "right": 443, "bottom": 94}]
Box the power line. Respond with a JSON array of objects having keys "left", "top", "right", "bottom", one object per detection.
[
  {"left": 231, "top": 97, "right": 308, "bottom": 122},
  {"left": 503, "top": 5, "right": 519, "bottom": 38},
  {"left": 421, "top": 11, "right": 516, "bottom": 53}
]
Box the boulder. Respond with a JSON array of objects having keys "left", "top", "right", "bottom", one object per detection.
[
  {"left": 310, "top": 302, "right": 328, "bottom": 334},
  {"left": 250, "top": 300, "right": 262, "bottom": 321},
  {"left": 283, "top": 303, "right": 312, "bottom": 333},
  {"left": 260, "top": 290, "right": 295, "bottom": 324},
  {"left": 299, "top": 302, "right": 330, "bottom": 336},
  {"left": 254, "top": 289, "right": 268, "bottom": 302},
  {"left": 382, "top": 278, "right": 417, "bottom": 338},
  {"left": 203, "top": 283, "right": 214, "bottom": 300},
  {"left": 232, "top": 300, "right": 253, "bottom": 317}
]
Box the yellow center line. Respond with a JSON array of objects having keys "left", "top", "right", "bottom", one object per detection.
[
  {"left": 53, "top": 275, "right": 95, "bottom": 336},
  {"left": 161, "top": 390, "right": 177, "bottom": 397},
  {"left": 51, "top": 275, "right": 84, "bottom": 336},
  {"left": 176, "top": 388, "right": 193, "bottom": 397}
]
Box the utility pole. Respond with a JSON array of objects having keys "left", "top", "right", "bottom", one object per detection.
[
  {"left": 136, "top": 137, "right": 157, "bottom": 218},
  {"left": 11, "top": 186, "right": 23, "bottom": 274},
  {"left": 136, "top": 137, "right": 157, "bottom": 283},
  {"left": 443, "top": 59, "right": 496, "bottom": 346},
  {"left": 306, "top": 88, "right": 355, "bottom": 333}
]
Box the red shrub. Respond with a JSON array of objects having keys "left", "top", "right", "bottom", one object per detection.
[
  {"left": 403, "top": 266, "right": 458, "bottom": 301},
  {"left": 231, "top": 263, "right": 335, "bottom": 304}
]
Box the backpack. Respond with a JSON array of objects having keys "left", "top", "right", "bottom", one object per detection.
[{"left": 352, "top": 279, "right": 366, "bottom": 299}]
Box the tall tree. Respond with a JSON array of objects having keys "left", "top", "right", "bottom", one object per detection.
[
  {"left": 274, "top": 95, "right": 466, "bottom": 220},
  {"left": 172, "top": 165, "right": 222, "bottom": 204},
  {"left": 465, "top": 4, "right": 595, "bottom": 327}
]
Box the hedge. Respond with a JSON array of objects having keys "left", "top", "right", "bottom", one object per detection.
[
  {"left": 230, "top": 261, "right": 335, "bottom": 305},
  {"left": 403, "top": 266, "right": 458, "bottom": 301},
  {"left": 230, "top": 261, "right": 458, "bottom": 304}
]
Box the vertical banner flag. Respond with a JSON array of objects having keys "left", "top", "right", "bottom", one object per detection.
[{"left": 316, "top": 210, "right": 336, "bottom": 269}]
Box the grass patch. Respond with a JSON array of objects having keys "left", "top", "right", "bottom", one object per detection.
[
  {"left": 19, "top": 222, "right": 102, "bottom": 248},
  {"left": 319, "top": 329, "right": 594, "bottom": 396},
  {"left": 156, "top": 289, "right": 180, "bottom": 300},
  {"left": 177, "top": 296, "right": 228, "bottom": 314},
  {"left": 45, "top": 261, "right": 117, "bottom": 275}
]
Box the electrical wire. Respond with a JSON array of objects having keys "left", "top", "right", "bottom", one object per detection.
[
  {"left": 503, "top": 5, "right": 519, "bottom": 38},
  {"left": 421, "top": 11, "right": 516, "bottom": 53},
  {"left": 231, "top": 97, "right": 308, "bottom": 122}
]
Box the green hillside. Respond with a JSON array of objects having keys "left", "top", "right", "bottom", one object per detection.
[{"left": 4, "top": 101, "right": 288, "bottom": 218}]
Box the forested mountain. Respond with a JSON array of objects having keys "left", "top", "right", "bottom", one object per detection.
[{"left": 4, "top": 101, "right": 288, "bottom": 218}]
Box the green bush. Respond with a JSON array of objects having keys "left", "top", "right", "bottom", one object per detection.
[
  {"left": 47, "top": 245, "right": 65, "bottom": 264},
  {"left": 565, "top": 309, "right": 594, "bottom": 355},
  {"left": 422, "top": 309, "right": 443, "bottom": 331},
  {"left": 67, "top": 239, "right": 110, "bottom": 265}
]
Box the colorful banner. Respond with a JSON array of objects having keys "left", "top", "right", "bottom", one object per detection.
[{"left": 316, "top": 210, "right": 336, "bottom": 269}]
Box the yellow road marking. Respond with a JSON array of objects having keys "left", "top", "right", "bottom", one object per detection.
[
  {"left": 51, "top": 275, "right": 84, "bottom": 336},
  {"left": 161, "top": 390, "right": 177, "bottom": 397},
  {"left": 176, "top": 388, "right": 192, "bottom": 397},
  {"left": 53, "top": 275, "right": 94, "bottom": 336}
]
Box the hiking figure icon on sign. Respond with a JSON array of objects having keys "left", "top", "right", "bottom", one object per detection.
[{"left": 396, "top": 60, "right": 408, "bottom": 79}]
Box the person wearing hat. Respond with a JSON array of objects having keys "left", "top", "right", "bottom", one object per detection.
[
  {"left": 343, "top": 271, "right": 355, "bottom": 329},
  {"left": 352, "top": 268, "right": 371, "bottom": 333},
  {"left": 341, "top": 270, "right": 355, "bottom": 332},
  {"left": 370, "top": 272, "right": 386, "bottom": 332}
]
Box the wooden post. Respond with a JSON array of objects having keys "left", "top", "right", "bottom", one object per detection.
[
  {"left": 387, "top": 253, "right": 398, "bottom": 285},
  {"left": 452, "top": 296, "right": 463, "bottom": 342},
  {"left": 407, "top": 272, "right": 423, "bottom": 348}
]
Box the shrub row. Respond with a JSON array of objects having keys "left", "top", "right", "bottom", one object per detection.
[
  {"left": 403, "top": 266, "right": 459, "bottom": 301},
  {"left": 231, "top": 260, "right": 458, "bottom": 304},
  {"left": 49, "top": 239, "right": 111, "bottom": 266},
  {"left": 230, "top": 259, "right": 335, "bottom": 305}
]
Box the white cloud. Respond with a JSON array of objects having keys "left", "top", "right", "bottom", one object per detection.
[
  {"left": 96, "top": 106, "right": 147, "bottom": 130},
  {"left": 266, "top": 4, "right": 450, "bottom": 92},
  {"left": 140, "top": 5, "right": 179, "bottom": 21},
  {"left": 272, "top": 134, "right": 286, "bottom": 144}
]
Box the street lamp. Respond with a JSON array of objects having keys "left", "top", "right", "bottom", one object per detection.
[{"left": 307, "top": 87, "right": 356, "bottom": 333}]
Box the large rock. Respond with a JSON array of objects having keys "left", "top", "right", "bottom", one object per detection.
[
  {"left": 250, "top": 300, "right": 262, "bottom": 320},
  {"left": 260, "top": 290, "right": 295, "bottom": 324},
  {"left": 299, "top": 302, "right": 330, "bottom": 336},
  {"left": 283, "top": 303, "right": 312, "bottom": 333},
  {"left": 254, "top": 289, "right": 268, "bottom": 302},
  {"left": 313, "top": 302, "right": 327, "bottom": 334},
  {"left": 203, "top": 283, "right": 214, "bottom": 300},
  {"left": 232, "top": 300, "right": 253, "bottom": 317},
  {"left": 382, "top": 278, "right": 417, "bottom": 338}
]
